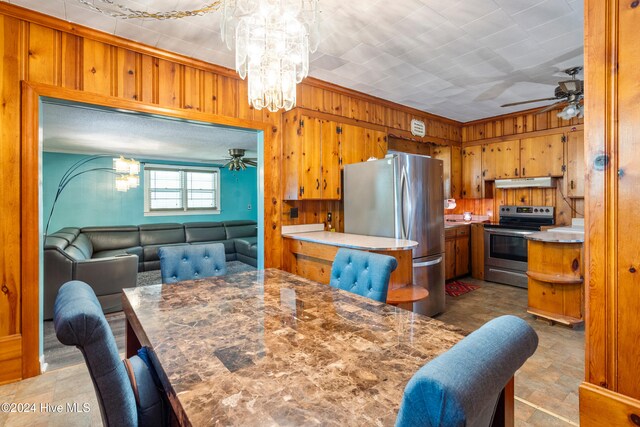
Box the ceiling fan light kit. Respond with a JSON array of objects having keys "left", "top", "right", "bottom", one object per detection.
[
  {"left": 224, "top": 148, "right": 257, "bottom": 171},
  {"left": 500, "top": 67, "right": 585, "bottom": 121}
]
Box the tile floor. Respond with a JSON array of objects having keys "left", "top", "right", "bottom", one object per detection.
[
  {"left": 0, "top": 276, "right": 583, "bottom": 426},
  {"left": 437, "top": 277, "right": 583, "bottom": 426}
]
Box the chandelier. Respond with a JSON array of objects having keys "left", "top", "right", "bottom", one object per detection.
[
  {"left": 220, "top": 0, "right": 320, "bottom": 112},
  {"left": 75, "top": 0, "right": 222, "bottom": 19}
]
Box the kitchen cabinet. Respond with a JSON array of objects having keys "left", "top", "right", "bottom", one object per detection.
[
  {"left": 566, "top": 130, "right": 585, "bottom": 198},
  {"left": 482, "top": 140, "right": 520, "bottom": 180},
  {"left": 445, "top": 226, "right": 470, "bottom": 280},
  {"left": 432, "top": 145, "right": 462, "bottom": 199},
  {"left": 470, "top": 223, "right": 485, "bottom": 280},
  {"left": 282, "top": 113, "right": 341, "bottom": 200},
  {"left": 462, "top": 145, "right": 483, "bottom": 199},
  {"left": 520, "top": 133, "right": 565, "bottom": 177}
]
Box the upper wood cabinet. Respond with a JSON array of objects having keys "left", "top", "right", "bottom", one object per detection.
[
  {"left": 566, "top": 130, "right": 585, "bottom": 198},
  {"left": 282, "top": 113, "right": 341, "bottom": 200},
  {"left": 462, "top": 145, "right": 483, "bottom": 198},
  {"left": 520, "top": 133, "right": 565, "bottom": 177},
  {"left": 432, "top": 145, "right": 462, "bottom": 200},
  {"left": 482, "top": 140, "right": 520, "bottom": 180},
  {"left": 282, "top": 111, "right": 388, "bottom": 200}
]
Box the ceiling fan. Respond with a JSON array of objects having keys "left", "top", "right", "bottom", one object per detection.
[
  {"left": 500, "top": 67, "right": 584, "bottom": 120},
  {"left": 223, "top": 148, "right": 257, "bottom": 171}
]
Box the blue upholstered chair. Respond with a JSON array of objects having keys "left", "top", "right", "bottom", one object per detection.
[
  {"left": 396, "top": 315, "right": 538, "bottom": 427},
  {"left": 54, "top": 280, "right": 167, "bottom": 427},
  {"left": 329, "top": 248, "right": 398, "bottom": 302},
  {"left": 158, "top": 243, "right": 226, "bottom": 284}
]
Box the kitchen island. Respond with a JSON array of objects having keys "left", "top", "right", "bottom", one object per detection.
[
  {"left": 282, "top": 230, "right": 417, "bottom": 292},
  {"left": 526, "top": 230, "right": 585, "bottom": 327}
]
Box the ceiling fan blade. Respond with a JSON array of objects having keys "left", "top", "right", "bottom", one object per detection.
[
  {"left": 222, "top": 160, "right": 232, "bottom": 169},
  {"left": 536, "top": 100, "right": 569, "bottom": 115},
  {"left": 243, "top": 159, "right": 257, "bottom": 167},
  {"left": 500, "top": 97, "right": 560, "bottom": 108}
]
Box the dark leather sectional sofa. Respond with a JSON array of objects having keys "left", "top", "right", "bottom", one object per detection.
[{"left": 44, "top": 220, "right": 257, "bottom": 319}]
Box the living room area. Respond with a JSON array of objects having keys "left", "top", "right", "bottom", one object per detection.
[{"left": 40, "top": 99, "right": 263, "bottom": 370}]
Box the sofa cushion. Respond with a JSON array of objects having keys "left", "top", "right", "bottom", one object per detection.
[
  {"left": 81, "top": 226, "right": 141, "bottom": 252},
  {"left": 50, "top": 227, "right": 81, "bottom": 244},
  {"left": 224, "top": 220, "right": 257, "bottom": 239},
  {"left": 234, "top": 237, "right": 258, "bottom": 259},
  {"left": 143, "top": 243, "right": 187, "bottom": 264},
  {"left": 139, "top": 223, "right": 185, "bottom": 247},
  {"left": 184, "top": 222, "right": 226, "bottom": 243},
  {"left": 68, "top": 233, "right": 93, "bottom": 259},
  {"left": 93, "top": 246, "right": 142, "bottom": 261},
  {"left": 64, "top": 245, "right": 88, "bottom": 261}
]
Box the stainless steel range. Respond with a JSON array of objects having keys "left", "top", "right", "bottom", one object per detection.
[{"left": 484, "top": 205, "right": 555, "bottom": 288}]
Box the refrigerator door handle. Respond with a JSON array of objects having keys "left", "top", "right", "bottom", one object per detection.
[
  {"left": 404, "top": 166, "right": 414, "bottom": 240},
  {"left": 400, "top": 167, "right": 408, "bottom": 239},
  {"left": 413, "top": 256, "right": 443, "bottom": 267}
]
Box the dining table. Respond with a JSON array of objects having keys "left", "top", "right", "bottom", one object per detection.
[{"left": 122, "top": 268, "right": 514, "bottom": 426}]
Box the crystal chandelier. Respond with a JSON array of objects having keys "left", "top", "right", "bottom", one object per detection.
[{"left": 221, "top": 0, "right": 320, "bottom": 112}]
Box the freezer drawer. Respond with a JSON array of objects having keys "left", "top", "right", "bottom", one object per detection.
[{"left": 412, "top": 253, "right": 445, "bottom": 317}]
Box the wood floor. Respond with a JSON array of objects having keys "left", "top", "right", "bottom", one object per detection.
[{"left": 1, "top": 275, "right": 583, "bottom": 426}]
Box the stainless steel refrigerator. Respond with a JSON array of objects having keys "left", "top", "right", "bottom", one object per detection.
[{"left": 343, "top": 153, "right": 445, "bottom": 316}]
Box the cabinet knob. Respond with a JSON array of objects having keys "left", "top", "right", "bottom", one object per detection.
[
  {"left": 570, "top": 180, "right": 575, "bottom": 190},
  {"left": 630, "top": 414, "right": 640, "bottom": 426},
  {"left": 323, "top": 179, "right": 327, "bottom": 190},
  {"left": 316, "top": 179, "right": 320, "bottom": 190},
  {"left": 522, "top": 167, "right": 526, "bottom": 176},
  {"left": 477, "top": 185, "right": 480, "bottom": 193},
  {"left": 515, "top": 168, "right": 518, "bottom": 176}
]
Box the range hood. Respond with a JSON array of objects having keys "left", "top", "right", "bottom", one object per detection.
[{"left": 494, "top": 177, "right": 557, "bottom": 189}]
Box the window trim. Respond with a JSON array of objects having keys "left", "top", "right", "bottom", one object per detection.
[{"left": 143, "top": 163, "right": 220, "bottom": 216}]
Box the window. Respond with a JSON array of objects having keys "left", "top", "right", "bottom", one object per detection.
[{"left": 144, "top": 164, "right": 220, "bottom": 215}]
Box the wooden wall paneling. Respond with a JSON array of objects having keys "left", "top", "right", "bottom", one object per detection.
[
  {"left": 116, "top": 47, "right": 138, "bottom": 101},
  {"left": 60, "top": 33, "right": 81, "bottom": 90},
  {"left": 387, "top": 137, "right": 431, "bottom": 156},
  {"left": 519, "top": 133, "right": 565, "bottom": 177},
  {"left": 216, "top": 75, "right": 238, "bottom": 117},
  {"left": 261, "top": 109, "right": 283, "bottom": 270},
  {"left": 200, "top": 71, "right": 216, "bottom": 115},
  {"left": 139, "top": 54, "right": 156, "bottom": 104},
  {"left": 321, "top": 119, "right": 341, "bottom": 199},
  {"left": 450, "top": 146, "right": 462, "bottom": 200},
  {"left": 182, "top": 66, "right": 202, "bottom": 111},
  {"left": 26, "top": 23, "right": 59, "bottom": 86},
  {"left": 567, "top": 130, "right": 585, "bottom": 197},
  {"left": 82, "top": 39, "right": 114, "bottom": 96},
  {"left": 156, "top": 59, "right": 181, "bottom": 108},
  {"left": 432, "top": 145, "right": 452, "bottom": 198},
  {"left": 0, "top": 16, "right": 25, "bottom": 342},
  {"left": 615, "top": 0, "right": 640, "bottom": 398}
]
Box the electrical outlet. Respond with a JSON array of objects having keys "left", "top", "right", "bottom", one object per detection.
[
  {"left": 327, "top": 212, "right": 332, "bottom": 223},
  {"left": 290, "top": 207, "right": 298, "bottom": 218}
]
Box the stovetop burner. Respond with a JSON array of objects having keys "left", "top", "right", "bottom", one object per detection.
[{"left": 488, "top": 205, "right": 555, "bottom": 231}]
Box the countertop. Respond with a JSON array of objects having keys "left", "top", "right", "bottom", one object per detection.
[
  {"left": 122, "top": 269, "right": 465, "bottom": 426},
  {"left": 445, "top": 220, "right": 489, "bottom": 229},
  {"left": 526, "top": 231, "right": 585, "bottom": 243},
  {"left": 282, "top": 230, "right": 418, "bottom": 251}
]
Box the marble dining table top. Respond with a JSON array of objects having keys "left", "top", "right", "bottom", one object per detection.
[{"left": 122, "top": 269, "right": 466, "bottom": 426}]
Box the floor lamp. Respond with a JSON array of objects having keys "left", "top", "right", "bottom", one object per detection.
[{"left": 44, "top": 154, "right": 140, "bottom": 237}]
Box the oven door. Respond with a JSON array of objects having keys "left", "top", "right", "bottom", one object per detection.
[{"left": 483, "top": 228, "right": 532, "bottom": 271}]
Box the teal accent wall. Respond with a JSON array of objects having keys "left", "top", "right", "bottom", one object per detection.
[{"left": 43, "top": 152, "right": 257, "bottom": 232}]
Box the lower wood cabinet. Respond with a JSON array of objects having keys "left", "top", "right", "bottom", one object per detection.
[{"left": 445, "top": 226, "right": 470, "bottom": 280}]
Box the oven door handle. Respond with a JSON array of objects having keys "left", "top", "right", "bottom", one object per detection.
[{"left": 485, "top": 229, "right": 535, "bottom": 237}]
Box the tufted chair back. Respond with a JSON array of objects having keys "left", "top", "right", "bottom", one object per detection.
[
  {"left": 329, "top": 248, "right": 398, "bottom": 302},
  {"left": 54, "top": 280, "right": 138, "bottom": 426},
  {"left": 158, "top": 243, "right": 226, "bottom": 284},
  {"left": 395, "top": 315, "right": 539, "bottom": 427}
]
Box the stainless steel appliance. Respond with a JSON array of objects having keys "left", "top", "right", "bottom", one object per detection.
[
  {"left": 484, "top": 205, "right": 555, "bottom": 288},
  {"left": 343, "top": 154, "right": 445, "bottom": 316}
]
